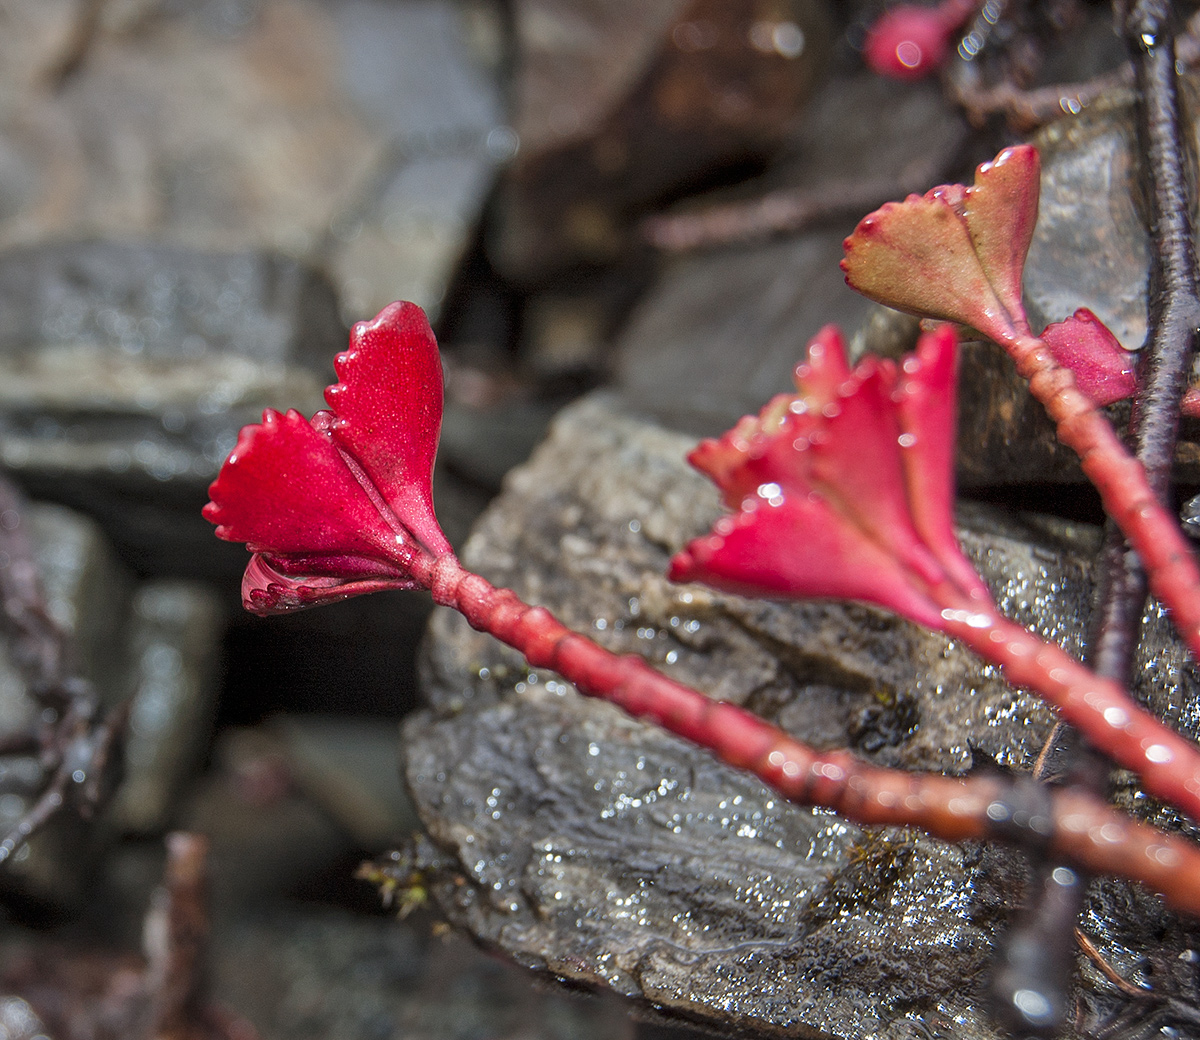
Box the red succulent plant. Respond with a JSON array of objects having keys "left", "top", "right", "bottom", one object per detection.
[
  {"left": 1040, "top": 308, "right": 1137, "bottom": 407},
  {"left": 669, "top": 323, "right": 990, "bottom": 628},
  {"left": 202, "top": 299, "right": 1200, "bottom": 913},
  {"left": 670, "top": 324, "right": 1200, "bottom": 823},
  {"left": 841, "top": 144, "right": 1039, "bottom": 345},
  {"left": 203, "top": 301, "right": 452, "bottom": 613},
  {"left": 843, "top": 145, "right": 1200, "bottom": 663}
]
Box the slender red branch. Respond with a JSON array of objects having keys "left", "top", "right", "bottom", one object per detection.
[
  {"left": 1004, "top": 330, "right": 1200, "bottom": 661},
  {"left": 420, "top": 554, "right": 1200, "bottom": 915},
  {"left": 839, "top": 146, "right": 1200, "bottom": 665},
  {"left": 940, "top": 609, "right": 1200, "bottom": 821}
]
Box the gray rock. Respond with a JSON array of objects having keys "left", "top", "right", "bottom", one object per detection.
[
  {"left": 616, "top": 230, "right": 875, "bottom": 437},
  {"left": 269, "top": 715, "right": 421, "bottom": 851},
  {"left": 112, "top": 580, "right": 224, "bottom": 833},
  {"left": 0, "top": 503, "right": 133, "bottom": 909},
  {"left": 0, "top": 0, "right": 507, "bottom": 321},
  {"left": 178, "top": 727, "right": 356, "bottom": 912},
  {"left": 0, "top": 0, "right": 376, "bottom": 254},
  {"left": 323, "top": 0, "right": 511, "bottom": 321},
  {"left": 405, "top": 394, "right": 1199, "bottom": 1039},
  {"left": 774, "top": 73, "right": 963, "bottom": 192},
  {"left": 0, "top": 240, "right": 340, "bottom": 575},
  {"left": 213, "top": 908, "right": 635, "bottom": 1040},
  {"left": 0, "top": 513, "right": 227, "bottom": 907},
  {"left": 1024, "top": 91, "right": 1147, "bottom": 352},
  {"left": 0, "top": 0, "right": 513, "bottom": 572},
  {"left": 439, "top": 397, "right": 561, "bottom": 492},
  {"left": 0, "top": 998, "right": 49, "bottom": 1040}
]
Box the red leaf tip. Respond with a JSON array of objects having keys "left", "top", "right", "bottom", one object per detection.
[
  {"left": 205, "top": 301, "right": 453, "bottom": 614},
  {"left": 671, "top": 324, "right": 993, "bottom": 629},
  {"left": 1041, "top": 308, "right": 1136, "bottom": 407},
  {"left": 842, "top": 144, "right": 1040, "bottom": 347}
]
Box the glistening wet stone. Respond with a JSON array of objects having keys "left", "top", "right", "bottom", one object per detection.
[
  {"left": 0, "top": 241, "right": 341, "bottom": 576},
  {"left": 408, "top": 394, "right": 1200, "bottom": 1039}
]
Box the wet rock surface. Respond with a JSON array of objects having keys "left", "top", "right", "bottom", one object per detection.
[
  {"left": 408, "top": 395, "right": 1200, "bottom": 1039},
  {"left": 0, "top": 240, "right": 340, "bottom": 575}
]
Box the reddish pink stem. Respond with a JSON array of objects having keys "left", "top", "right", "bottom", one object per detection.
[
  {"left": 941, "top": 609, "right": 1200, "bottom": 820},
  {"left": 1005, "top": 331, "right": 1200, "bottom": 659},
  {"left": 420, "top": 554, "right": 1200, "bottom": 915}
]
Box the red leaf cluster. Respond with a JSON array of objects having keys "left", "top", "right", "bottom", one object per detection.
[
  {"left": 670, "top": 324, "right": 990, "bottom": 628},
  {"left": 204, "top": 302, "right": 451, "bottom": 613}
]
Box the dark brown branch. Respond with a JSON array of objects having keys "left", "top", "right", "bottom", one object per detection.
[
  {"left": 948, "top": 8, "right": 1200, "bottom": 132},
  {"left": 144, "top": 832, "right": 212, "bottom": 1039},
  {"left": 639, "top": 138, "right": 966, "bottom": 252},
  {"left": 0, "top": 473, "right": 128, "bottom": 865},
  {"left": 948, "top": 66, "right": 1133, "bottom": 133}
]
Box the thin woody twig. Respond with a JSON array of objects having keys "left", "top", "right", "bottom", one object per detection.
[
  {"left": 144, "top": 832, "right": 211, "bottom": 1039},
  {"left": 949, "top": 8, "right": 1200, "bottom": 130},
  {"left": 1076, "top": 928, "right": 1149, "bottom": 999},
  {"left": 640, "top": 143, "right": 965, "bottom": 253},
  {"left": 1077, "top": 927, "right": 1200, "bottom": 1039},
  {"left": 0, "top": 473, "right": 128, "bottom": 865},
  {"left": 950, "top": 67, "right": 1133, "bottom": 131},
  {"left": 642, "top": 7, "right": 1200, "bottom": 254}
]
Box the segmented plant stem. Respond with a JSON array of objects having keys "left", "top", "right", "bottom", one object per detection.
[
  {"left": 1007, "top": 331, "right": 1200, "bottom": 660},
  {"left": 938, "top": 608, "right": 1200, "bottom": 822},
  {"left": 423, "top": 554, "right": 1200, "bottom": 915}
]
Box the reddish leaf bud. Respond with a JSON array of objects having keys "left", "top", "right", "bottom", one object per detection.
[
  {"left": 204, "top": 302, "right": 453, "bottom": 613},
  {"left": 671, "top": 325, "right": 992, "bottom": 628}
]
